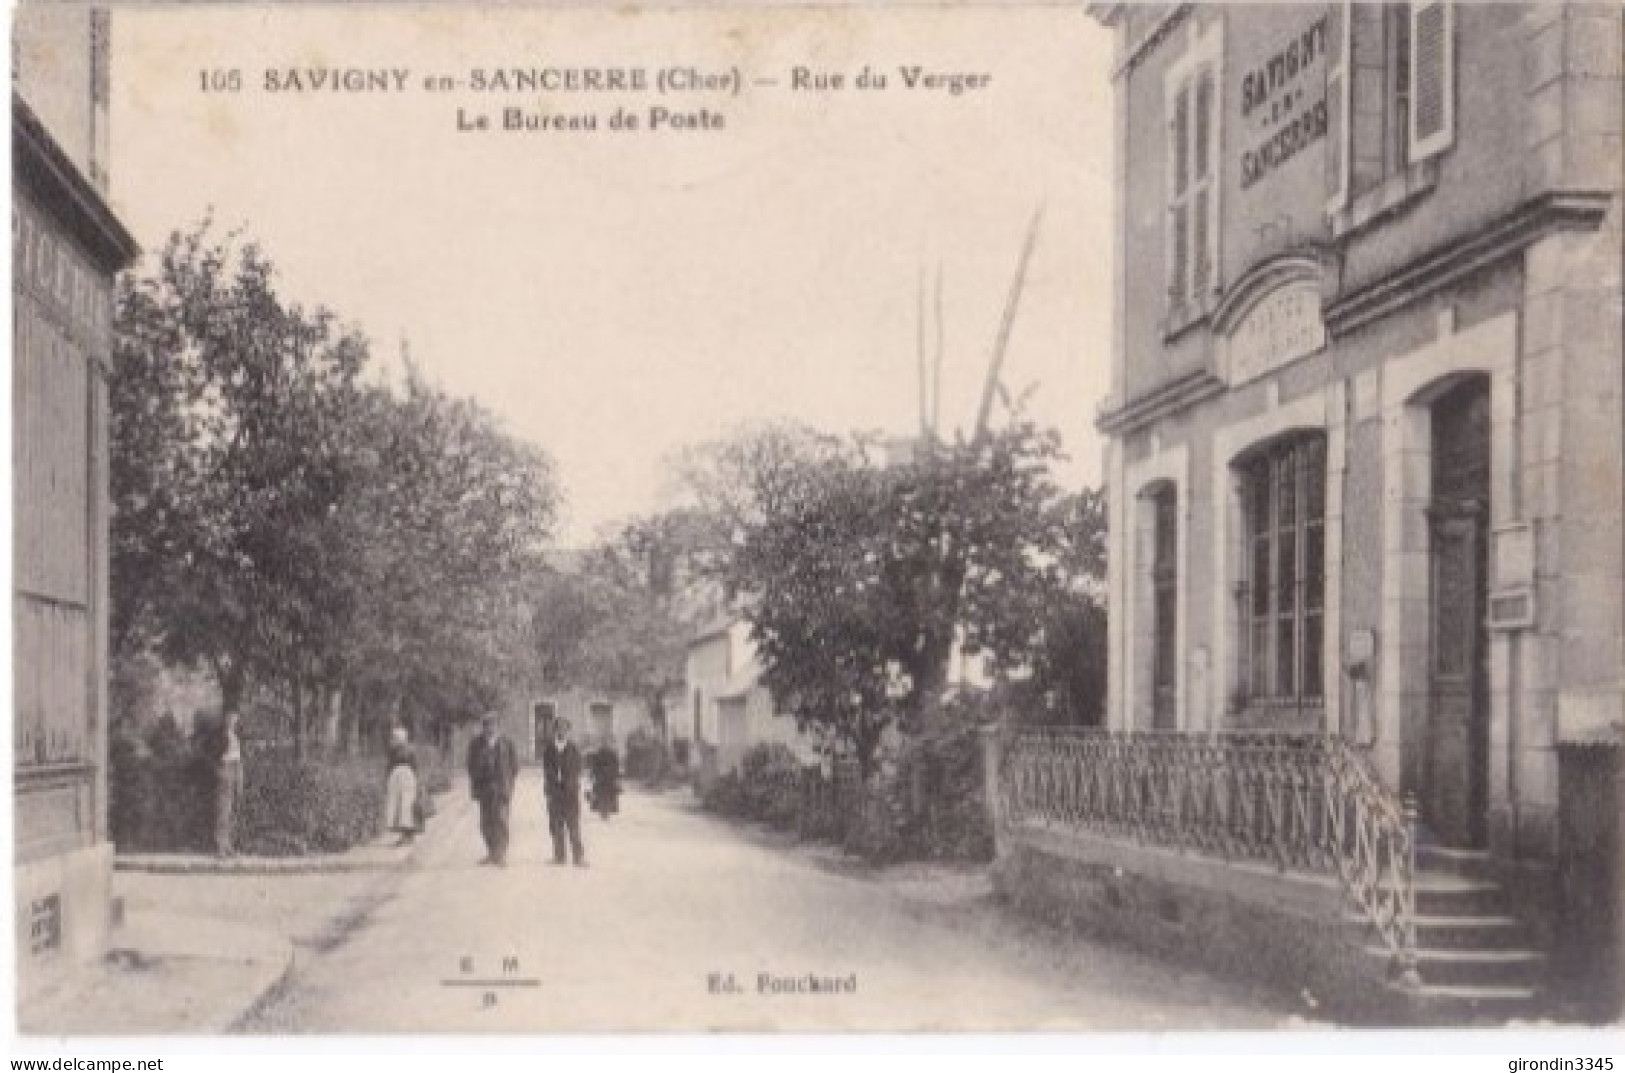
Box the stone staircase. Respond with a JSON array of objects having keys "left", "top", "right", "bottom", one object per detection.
[{"left": 1360, "top": 845, "right": 1547, "bottom": 1022}]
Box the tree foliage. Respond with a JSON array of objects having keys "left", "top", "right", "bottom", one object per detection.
[
  {"left": 111, "top": 221, "right": 559, "bottom": 751},
  {"left": 713, "top": 415, "right": 1105, "bottom": 775},
  {"left": 526, "top": 513, "right": 699, "bottom": 731}
]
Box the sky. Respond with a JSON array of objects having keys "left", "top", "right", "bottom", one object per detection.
[{"left": 109, "top": 3, "right": 1116, "bottom": 546}]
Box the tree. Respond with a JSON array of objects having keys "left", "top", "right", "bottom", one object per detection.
[
  {"left": 111, "top": 221, "right": 561, "bottom": 755},
  {"left": 718, "top": 414, "right": 1081, "bottom": 777},
  {"left": 112, "top": 222, "right": 367, "bottom": 725},
  {"left": 527, "top": 513, "right": 700, "bottom": 740},
  {"left": 666, "top": 421, "right": 849, "bottom": 580},
  {"left": 321, "top": 368, "right": 560, "bottom": 749},
  {"left": 1013, "top": 486, "right": 1108, "bottom": 726}
]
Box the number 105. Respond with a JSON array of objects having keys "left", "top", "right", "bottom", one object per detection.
[{"left": 199, "top": 69, "right": 242, "bottom": 92}]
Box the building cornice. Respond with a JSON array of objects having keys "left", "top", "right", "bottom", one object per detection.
[
  {"left": 1095, "top": 366, "right": 1225, "bottom": 437},
  {"left": 1112, "top": 5, "right": 1192, "bottom": 82},
  {"left": 13, "top": 92, "right": 140, "bottom": 273},
  {"left": 1325, "top": 190, "right": 1613, "bottom": 337}
]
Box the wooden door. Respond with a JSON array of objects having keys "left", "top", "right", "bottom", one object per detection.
[
  {"left": 1151, "top": 487, "right": 1178, "bottom": 730},
  {"left": 1425, "top": 377, "right": 1491, "bottom": 847}
]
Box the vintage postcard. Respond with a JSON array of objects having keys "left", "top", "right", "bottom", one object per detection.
[{"left": 9, "top": 0, "right": 1623, "bottom": 1045}]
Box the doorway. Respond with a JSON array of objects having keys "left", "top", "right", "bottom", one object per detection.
[
  {"left": 1423, "top": 375, "right": 1491, "bottom": 847},
  {"left": 1150, "top": 484, "right": 1178, "bottom": 730}
]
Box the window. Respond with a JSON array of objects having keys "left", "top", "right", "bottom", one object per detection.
[
  {"left": 1166, "top": 24, "right": 1223, "bottom": 318},
  {"left": 1328, "top": 2, "right": 1454, "bottom": 213},
  {"left": 1238, "top": 435, "right": 1326, "bottom": 712}
]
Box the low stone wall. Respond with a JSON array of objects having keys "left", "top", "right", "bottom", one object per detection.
[{"left": 992, "top": 822, "right": 1408, "bottom": 1024}]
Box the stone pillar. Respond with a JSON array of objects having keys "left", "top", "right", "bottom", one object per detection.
[
  {"left": 979, "top": 725, "right": 1007, "bottom": 858},
  {"left": 1514, "top": 4, "right": 1623, "bottom": 875}
]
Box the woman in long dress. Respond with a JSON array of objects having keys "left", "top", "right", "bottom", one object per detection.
[{"left": 383, "top": 726, "right": 421, "bottom": 846}]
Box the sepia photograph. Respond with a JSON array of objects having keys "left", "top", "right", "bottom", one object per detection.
[{"left": 8, "top": 0, "right": 1624, "bottom": 1046}]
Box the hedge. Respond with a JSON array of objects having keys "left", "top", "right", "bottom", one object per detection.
[
  {"left": 699, "top": 729, "right": 992, "bottom": 865},
  {"left": 108, "top": 716, "right": 394, "bottom": 856}
]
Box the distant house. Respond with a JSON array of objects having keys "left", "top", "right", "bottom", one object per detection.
[
  {"left": 528, "top": 687, "right": 660, "bottom": 761},
  {"left": 682, "top": 615, "right": 813, "bottom": 786}
]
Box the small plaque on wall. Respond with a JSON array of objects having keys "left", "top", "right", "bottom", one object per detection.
[
  {"left": 29, "top": 893, "right": 61, "bottom": 957},
  {"left": 1488, "top": 587, "right": 1535, "bottom": 631}
]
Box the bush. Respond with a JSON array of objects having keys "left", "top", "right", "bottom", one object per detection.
[
  {"left": 739, "top": 743, "right": 802, "bottom": 828},
  {"left": 414, "top": 743, "right": 453, "bottom": 796},
  {"left": 108, "top": 716, "right": 389, "bottom": 856},
  {"left": 624, "top": 727, "right": 670, "bottom": 785},
  {"left": 698, "top": 743, "right": 803, "bottom": 829},
  {"left": 891, "top": 724, "right": 993, "bottom": 862},
  {"left": 700, "top": 769, "right": 748, "bottom": 815},
  {"left": 694, "top": 714, "right": 993, "bottom": 866},
  {"left": 108, "top": 714, "right": 214, "bottom": 853},
  {"left": 238, "top": 748, "right": 385, "bottom": 855}
]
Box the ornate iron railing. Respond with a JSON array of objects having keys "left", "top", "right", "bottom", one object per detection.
[{"left": 998, "top": 728, "right": 1418, "bottom": 983}]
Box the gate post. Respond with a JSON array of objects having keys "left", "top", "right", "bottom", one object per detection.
[{"left": 980, "top": 724, "right": 1007, "bottom": 857}]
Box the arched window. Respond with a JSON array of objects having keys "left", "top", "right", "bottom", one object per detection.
[{"left": 1237, "top": 433, "right": 1326, "bottom": 712}]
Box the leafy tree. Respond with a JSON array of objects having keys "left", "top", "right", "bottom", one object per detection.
[
  {"left": 527, "top": 513, "right": 700, "bottom": 739},
  {"left": 111, "top": 221, "right": 561, "bottom": 755},
  {"left": 719, "top": 415, "right": 1083, "bottom": 777},
  {"left": 1012, "top": 486, "right": 1108, "bottom": 726},
  {"left": 112, "top": 223, "right": 366, "bottom": 724},
  {"left": 315, "top": 368, "right": 559, "bottom": 749},
  {"left": 666, "top": 421, "right": 849, "bottom": 580}
]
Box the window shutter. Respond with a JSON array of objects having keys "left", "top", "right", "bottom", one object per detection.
[
  {"left": 1173, "top": 81, "right": 1191, "bottom": 197},
  {"left": 1194, "top": 69, "right": 1212, "bottom": 185},
  {"left": 1167, "top": 78, "right": 1192, "bottom": 303},
  {"left": 1192, "top": 188, "right": 1210, "bottom": 298},
  {"left": 1171, "top": 203, "right": 1190, "bottom": 305},
  {"left": 1409, "top": 0, "right": 1454, "bottom": 162},
  {"left": 1326, "top": 1, "right": 1351, "bottom": 212},
  {"left": 1194, "top": 67, "right": 1216, "bottom": 297}
]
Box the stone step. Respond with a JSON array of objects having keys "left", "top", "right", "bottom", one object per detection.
[
  {"left": 1342, "top": 910, "right": 1526, "bottom": 944},
  {"left": 1407, "top": 873, "right": 1508, "bottom": 916},
  {"left": 1401, "top": 982, "right": 1543, "bottom": 1024},
  {"left": 1369, "top": 945, "right": 1546, "bottom": 987},
  {"left": 1415, "top": 845, "right": 1495, "bottom": 878},
  {"left": 1412, "top": 913, "right": 1530, "bottom": 950}
]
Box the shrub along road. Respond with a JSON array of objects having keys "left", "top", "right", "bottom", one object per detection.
[{"left": 236, "top": 774, "right": 1301, "bottom": 1033}]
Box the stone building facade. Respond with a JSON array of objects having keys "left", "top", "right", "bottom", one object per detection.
[
  {"left": 13, "top": 5, "right": 139, "bottom": 1002},
  {"left": 1093, "top": 3, "right": 1621, "bottom": 1010}
]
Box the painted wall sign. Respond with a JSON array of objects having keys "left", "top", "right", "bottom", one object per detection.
[
  {"left": 1222, "top": 281, "right": 1326, "bottom": 385},
  {"left": 28, "top": 894, "right": 62, "bottom": 957},
  {"left": 1238, "top": 16, "right": 1330, "bottom": 191},
  {"left": 12, "top": 194, "right": 116, "bottom": 353}
]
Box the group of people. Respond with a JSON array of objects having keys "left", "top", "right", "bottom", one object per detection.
[
  {"left": 466, "top": 712, "right": 620, "bottom": 868},
  {"left": 206, "top": 707, "right": 621, "bottom": 864}
]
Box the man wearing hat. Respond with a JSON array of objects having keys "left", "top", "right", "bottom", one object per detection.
[
  {"left": 542, "top": 718, "right": 586, "bottom": 867},
  {"left": 466, "top": 712, "right": 518, "bottom": 866}
]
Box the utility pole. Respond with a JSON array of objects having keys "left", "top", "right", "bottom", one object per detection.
[{"left": 972, "top": 206, "right": 1044, "bottom": 443}]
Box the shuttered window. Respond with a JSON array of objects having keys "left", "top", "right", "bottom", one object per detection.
[
  {"left": 1408, "top": 0, "right": 1454, "bottom": 161},
  {"left": 1166, "top": 53, "right": 1219, "bottom": 311},
  {"left": 1325, "top": 3, "right": 1349, "bottom": 211},
  {"left": 1331, "top": 2, "right": 1454, "bottom": 211}
]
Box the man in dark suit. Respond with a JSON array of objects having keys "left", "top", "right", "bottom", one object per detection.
[
  {"left": 466, "top": 712, "right": 518, "bottom": 866},
  {"left": 542, "top": 718, "right": 586, "bottom": 867}
]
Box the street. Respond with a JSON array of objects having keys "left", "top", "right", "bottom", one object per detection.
[{"left": 235, "top": 776, "right": 1301, "bottom": 1033}]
